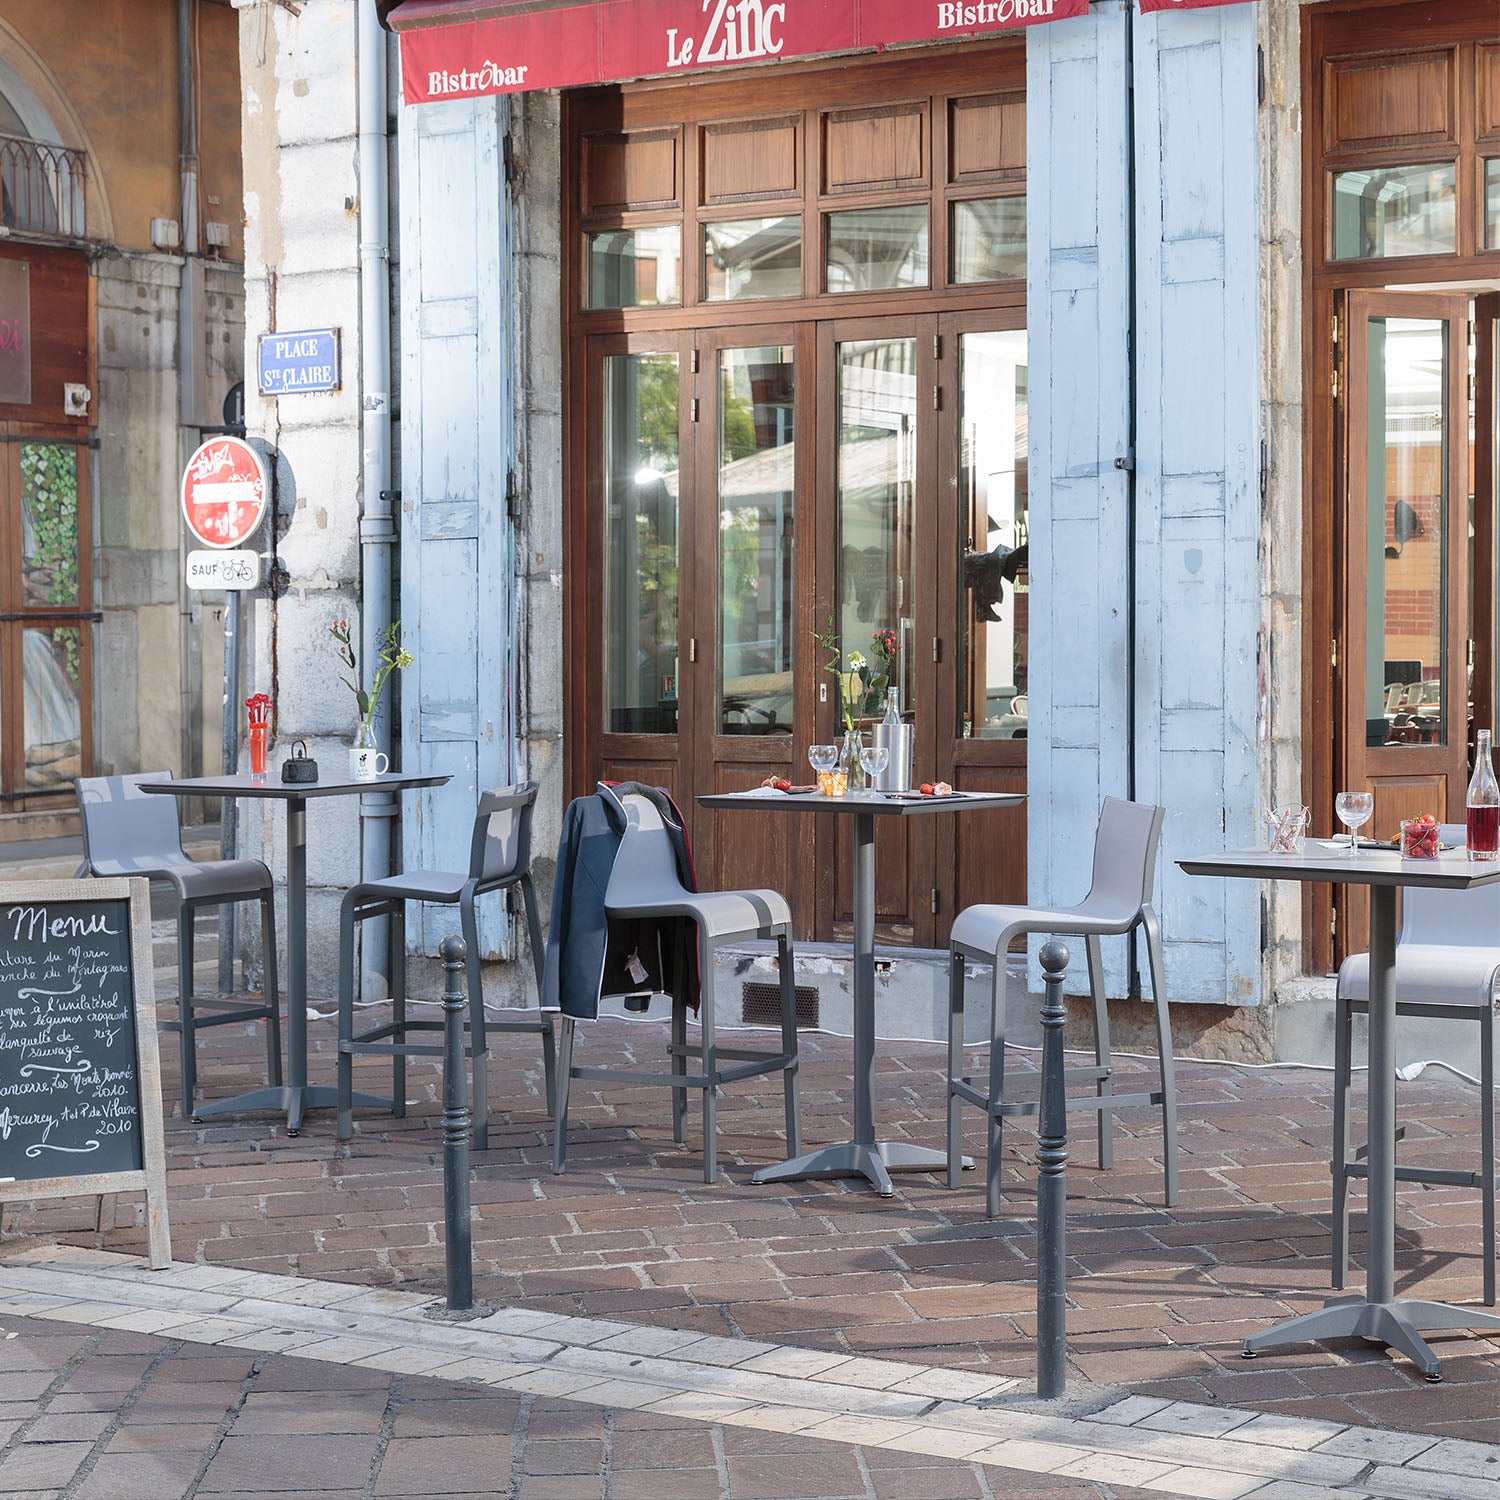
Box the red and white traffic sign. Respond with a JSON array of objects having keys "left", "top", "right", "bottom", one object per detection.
[{"left": 180, "top": 436, "right": 268, "bottom": 549}]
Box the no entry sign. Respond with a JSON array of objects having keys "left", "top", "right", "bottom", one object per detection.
[{"left": 181, "top": 437, "right": 268, "bottom": 549}]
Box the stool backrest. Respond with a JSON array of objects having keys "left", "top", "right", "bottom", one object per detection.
[
  {"left": 605, "top": 792, "right": 688, "bottom": 904},
  {"left": 470, "top": 781, "right": 538, "bottom": 883},
  {"left": 1399, "top": 823, "right": 1500, "bottom": 949},
  {"left": 1080, "top": 796, "right": 1166, "bottom": 919},
  {"left": 76, "top": 772, "right": 186, "bottom": 874}
]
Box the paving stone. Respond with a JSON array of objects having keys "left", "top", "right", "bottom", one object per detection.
[
  {"left": 0, "top": 1440, "right": 93, "bottom": 1490},
  {"left": 373, "top": 1434, "right": 512, "bottom": 1494},
  {"left": 199, "top": 1433, "right": 382, "bottom": 1492},
  {"left": 71, "top": 1451, "right": 207, "bottom": 1500}
]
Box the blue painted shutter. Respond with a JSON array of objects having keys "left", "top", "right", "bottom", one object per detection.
[
  {"left": 1025, "top": 4, "right": 1134, "bottom": 991},
  {"left": 398, "top": 95, "right": 515, "bottom": 958},
  {"left": 1131, "top": 3, "right": 1261, "bottom": 1003}
]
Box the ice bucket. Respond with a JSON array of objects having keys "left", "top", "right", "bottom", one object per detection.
[{"left": 871, "top": 720, "right": 913, "bottom": 792}]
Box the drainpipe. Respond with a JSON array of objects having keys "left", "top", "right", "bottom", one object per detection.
[
  {"left": 358, "top": 0, "right": 397, "bottom": 992},
  {"left": 177, "top": 0, "right": 203, "bottom": 426}
]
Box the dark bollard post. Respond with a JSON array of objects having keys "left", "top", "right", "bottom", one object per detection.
[
  {"left": 1036, "top": 940, "right": 1071, "bottom": 1400},
  {"left": 439, "top": 934, "right": 473, "bottom": 1314}
]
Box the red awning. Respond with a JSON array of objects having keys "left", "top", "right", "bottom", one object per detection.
[
  {"left": 387, "top": 0, "right": 1090, "bottom": 105},
  {"left": 1137, "top": 0, "right": 1254, "bottom": 10}
]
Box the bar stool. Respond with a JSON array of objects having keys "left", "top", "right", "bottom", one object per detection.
[
  {"left": 336, "top": 782, "right": 554, "bottom": 1146},
  {"left": 946, "top": 797, "right": 1178, "bottom": 1216},
  {"left": 1333, "top": 828, "right": 1498, "bottom": 1305},
  {"left": 551, "top": 787, "right": 802, "bottom": 1185},
  {"left": 75, "top": 771, "right": 281, "bottom": 1117}
]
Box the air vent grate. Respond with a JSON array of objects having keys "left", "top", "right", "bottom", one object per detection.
[{"left": 741, "top": 981, "right": 819, "bottom": 1030}]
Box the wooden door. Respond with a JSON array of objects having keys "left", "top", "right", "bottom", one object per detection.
[
  {"left": 0, "top": 434, "right": 93, "bottom": 806},
  {"left": 817, "top": 314, "right": 939, "bottom": 946},
  {"left": 583, "top": 331, "right": 699, "bottom": 809},
  {"left": 934, "top": 309, "right": 1029, "bottom": 924},
  {"left": 689, "top": 323, "right": 816, "bottom": 933},
  {"left": 1475, "top": 294, "right": 1498, "bottom": 742},
  {"left": 1337, "top": 289, "right": 1471, "bottom": 950}
]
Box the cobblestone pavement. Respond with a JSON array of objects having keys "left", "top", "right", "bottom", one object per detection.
[
  {"left": 0, "top": 1314, "right": 1159, "bottom": 1500},
  {"left": 3, "top": 986, "right": 1495, "bottom": 1448}
]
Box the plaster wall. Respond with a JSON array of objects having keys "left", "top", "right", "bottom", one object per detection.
[
  {"left": 238, "top": 0, "right": 367, "bottom": 999},
  {"left": 0, "top": 0, "right": 243, "bottom": 258}
]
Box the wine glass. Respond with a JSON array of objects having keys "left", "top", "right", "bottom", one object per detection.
[
  {"left": 1334, "top": 790, "right": 1374, "bottom": 854},
  {"left": 808, "top": 744, "right": 837, "bottom": 794},
  {"left": 858, "top": 744, "right": 889, "bottom": 795}
]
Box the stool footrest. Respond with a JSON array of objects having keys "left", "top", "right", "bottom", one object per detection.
[{"left": 1342, "top": 1161, "right": 1483, "bottom": 1189}]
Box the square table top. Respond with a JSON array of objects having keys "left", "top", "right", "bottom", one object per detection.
[
  {"left": 138, "top": 771, "right": 451, "bottom": 801},
  {"left": 699, "top": 789, "right": 1025, "bottom": 818},
  {"left": 1178, "top": 844, "right": 1500, "bottom": 891}
]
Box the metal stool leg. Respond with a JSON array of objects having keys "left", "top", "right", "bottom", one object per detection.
[
  {"left": 1141, "top": 906, "right": 1179, "bottom": 1207},
  {"left": 700, "top": 932, "right": 719, "bottom": 1185},
  {"left": 985, "top": 955, "right": 1009, "bottom": 1218},
  {"left": 946, "top": 950, "right": 966, "bottom": 1189},
  {"left": 1331, "top": 990, "right": 1355, "bottom": 1290},
  {"left": 178, "top": 903, "right": 197, "bottom": 1117},
  {"left": 391, "top": 905, "right": 407, "bottom": 1119},
  {"left": 1086, "top": 932, "right": 1114, "bottom": 1170},
  {"left": 552, "top": 1015, "right": 575, "bottom": 1174},
  {"left": 261, "top": 892, "right": 282, "bottom": 1086},
  {"left": 460, "top": 895, "right": 488, "bottom": 1150},
  {"left": 670, "top": 989, "right": 688, "bottom": 1145},
  {"left": 1481, "top": 1002, "right": 1495, "bottom": 1307},
  {"left": 777, "top": 932, "right": 801, "bottom": 1157},
  {"left": 520, "top": 875, "right": 556, "bottom": 1116},
  {"left": 337, "top": 891, "right": 359, "bottom": 1140}
]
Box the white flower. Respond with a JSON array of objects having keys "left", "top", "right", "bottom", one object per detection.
[{"left": 848, "top": 652, "right": 866, "bottom": 671}]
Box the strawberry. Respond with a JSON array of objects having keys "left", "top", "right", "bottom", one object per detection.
[{"left": 920, "top": 782, "right": 934, "bottom": 796}]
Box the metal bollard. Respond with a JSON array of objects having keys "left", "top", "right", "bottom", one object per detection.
[
  {"left": 439, "top": 934, "right": 474, "bottom": 1313},
  {"left": 1035, "top": 940, "right": 1071, "bottom": 1400}
]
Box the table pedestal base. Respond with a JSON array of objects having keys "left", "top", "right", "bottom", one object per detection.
[
  {"left": 1243, "top": 1294, "right": 1500, "bottom": 1382},
  {"left": 193, "top": 1085, "right": 388, "bottom": 1136},
  {"left": 751, "top": 1141, "right": 973, "bottom": 1197}
]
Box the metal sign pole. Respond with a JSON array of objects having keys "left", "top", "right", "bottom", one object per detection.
[{"left": 217, "top": 588, "right": 240, "bottom": 996}]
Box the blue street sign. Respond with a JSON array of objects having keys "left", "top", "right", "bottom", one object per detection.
[{"left": 257, "top": 327, "right": 341, "bottom": 395}]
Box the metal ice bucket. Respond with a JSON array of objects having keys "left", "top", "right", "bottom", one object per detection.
[{"left": 871, "top": 719, "right": 913, "bottom": 792}]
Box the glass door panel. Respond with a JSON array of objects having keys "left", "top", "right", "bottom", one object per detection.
[
  {"left": 717, "top": 345, "right": 795, "bottom": 736},
  {"left": 956, "top": 329, "right": 1028, "bottom": 742},
  {"left": 834, "top": 335, "right": 917, "bottom": 724},
  {"left": 602, "top": 350, "right": 682, "bottom": 736},
  {"left": 1359, "top": 316, "right": 1451, "bottom": 749}
]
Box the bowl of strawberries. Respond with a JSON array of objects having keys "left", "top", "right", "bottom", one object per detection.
[{"left": 1399, "top": 814, "right": 1440, "bottom": 859}]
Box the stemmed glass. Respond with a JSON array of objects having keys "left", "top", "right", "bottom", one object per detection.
[
  {"left": 858, "top": 745, "right": 889, "bottom": 796},
  {"left": 1334, "top": 790, "right": 1374, "bottom": 854},
  {"left": 808, "top": 744, "right": 838, "bottom": 795}
]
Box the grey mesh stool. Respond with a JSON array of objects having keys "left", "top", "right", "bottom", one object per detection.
[
  {"left": 552, "top": 788, "right": 801, "bottom": 1185},
  {"left": 946, "top": 796, "right": 1178, "bottom": 1216},
  {"left": 1333, "top": 827, "right": 1498, "bottom": 1306},
  {"left": 75, "top": 771, "right": 281, "bottom": 1118},
  {"left": 336, "top": 782, "right": 554, "bottom": 1147}
]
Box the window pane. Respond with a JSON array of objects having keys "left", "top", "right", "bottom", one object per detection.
[
  {"left": 1486, "top": 159, "right": 1500, "bottom": 250},
  {"left": 957, "top": 331, "right": 1028, "bottom": 740},
  {"left": 20, "top": 442, "right": 80, "bottom": 607},
  {"left": 603, "top": 352, "right": 680, "bottom": 733},
  {"left": 585, "top": 226, "right": 682, "bottom": 309},
  {"left": 1363, "top": 317, "right": 1448, "bottom": 748},
  {"left": 825, "top": 205, "right": 929, "bottom": 293},
  {"left": 835, "top": 337, "right": 915, "bottom": 723},
  {"left": 1332, "top": 163, "right": 1456, "bottom": 260},
  {"left": 24, "top": 625, "right": 82, "bottom": 790},
  {"left": 718, "top": 347, "right": 795, "bottom": 736},
  {"left": 951, "top": 198, "right": 1026, "bottom": 284},
  {"left": 703, "top": 218, "right": 801, "bottom": 302}
]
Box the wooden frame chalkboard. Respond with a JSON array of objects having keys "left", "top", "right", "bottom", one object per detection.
[{"left": 0, "top": 878, "right": 170, "bottom": 1268}]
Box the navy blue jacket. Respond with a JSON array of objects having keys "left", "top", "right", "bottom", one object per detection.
[{"left": 542, "top": 783, "right": 698, "bottom": 1020}]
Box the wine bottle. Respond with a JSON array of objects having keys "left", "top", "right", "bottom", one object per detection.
[{"left": 1466, "top": 728, "right": 1499, "bottom": 862}]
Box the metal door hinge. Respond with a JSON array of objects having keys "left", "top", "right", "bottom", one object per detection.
[
  {"left": 931, "top": 637, "right": 942, "bottom": 662},
  {"left": 1330, "top": 906, "right": 1337, "bottom": 939},
  {"left": 503, "top": 133, "right": 517, "bottom": 186},
  {"left": 1331, "top": 636, "right": 1339, "bottom": 670},
  {"left": 506, "top": 471, "right": 521, "bottom": 522},
  {"left": 933, "top": 333, "right": 942, "bottom": 359},
  {"left": 690, "top": 397, "right": 699, "bottom": 422},
  {"left": 1331, "top": 314, "right": 1340, "bottom": 346},
  {"left": 930, "top": 888, "right": 940, "bottom": 915},
  {"left": 690, "top": 348, "right": 699, "bottom": 375},
  {"left": 689, "top": 638, "right": 698, "bottom": 663},
  {"left": 1331, "top": 367, "right": 1340, "bottom": 400},
  {"left": 933, "top": 385, "right": 941, "bottom": 410}
]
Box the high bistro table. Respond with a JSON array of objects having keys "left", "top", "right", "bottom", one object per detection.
[
  {"left": 143, "top": 770, "right": 450, "bottom": 1134},
  {"left": 1178, "top": 843, "right": 1500, "bottom": 1380},
  {"left": 700, "top": 787, "right": 1026, "bottom": 1197}
]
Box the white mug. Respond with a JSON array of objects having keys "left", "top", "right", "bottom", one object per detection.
[{"left": 349, "top": 746, "right": 390, "bottom": 782}]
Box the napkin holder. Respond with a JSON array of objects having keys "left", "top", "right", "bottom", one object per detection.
[{"left": 281, "top": 739, "right": 319, "bottom": 784}]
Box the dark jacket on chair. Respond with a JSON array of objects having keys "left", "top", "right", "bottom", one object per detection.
[{"left": 542, "top": 782, "right": 698, "bottom": 1020}]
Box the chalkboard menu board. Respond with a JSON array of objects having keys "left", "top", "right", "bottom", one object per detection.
[{"left": 0, "top": 879, "right": 170, "bottom": 1267}]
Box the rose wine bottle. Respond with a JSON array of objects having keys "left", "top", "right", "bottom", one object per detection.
[{"left": 1466, "top": 728, "right": 1499, "bottom": 861}]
